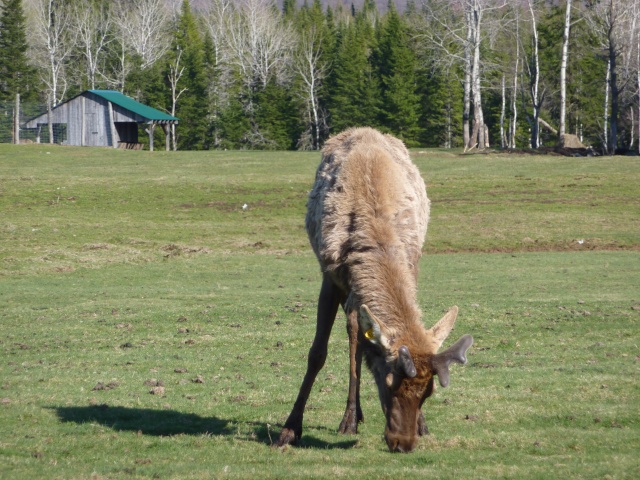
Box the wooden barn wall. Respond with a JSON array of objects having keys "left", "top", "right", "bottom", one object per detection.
[
  {"left": 24, "top": 92, "right": 155, "bottom": 147},
  {"left": 65, "top": 97, "right": 83, "bottom": 146},
  {"left": 112, "top": 104, "right": 145, "bottom": 123},
  {"left": 84, "top": 93, "right": 113, "bottom": 147}
]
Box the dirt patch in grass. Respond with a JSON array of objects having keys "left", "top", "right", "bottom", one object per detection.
[
  {"left": 208, "top": 201, "right": 237, "bottom": 212},
  {"left": 425, "top": 240, "right": 640, "bottom": 255},
  {"left": 160, "top": 244, "right": 213, "bottom": 256}
]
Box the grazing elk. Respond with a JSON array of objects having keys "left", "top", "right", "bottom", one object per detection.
[{"left": 275, "top": 127, "right": 473, "bottom": 453}]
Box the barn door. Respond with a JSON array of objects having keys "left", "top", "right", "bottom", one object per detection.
[{"left": 86, "top": 112, "right": 99, "bottom": 146}]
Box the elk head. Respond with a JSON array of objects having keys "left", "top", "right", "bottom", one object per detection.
[{"left": 359, "top": 305, "right": 473, "bottom": 453}]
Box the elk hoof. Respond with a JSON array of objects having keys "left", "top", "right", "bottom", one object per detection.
[{"left": 338, "top": 409, "right": 359, "bottom": 435}]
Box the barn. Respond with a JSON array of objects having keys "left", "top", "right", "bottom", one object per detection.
[{"left": 23, "top": 90, "right": 179, "bottom": 151}]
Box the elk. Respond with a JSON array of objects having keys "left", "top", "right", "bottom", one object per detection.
[{"left": 275, "top": 127, "right": 473, "bottom": 453}]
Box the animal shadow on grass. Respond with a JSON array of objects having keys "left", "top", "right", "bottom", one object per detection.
[
  {"left": 52, "top": 405, "right": 233, "bottom": 437},
  {"left": 293, "top": 435, "right": 358, "bottom": 450},
  {"left": 51, "top": 406, "right": 357, "bottom": 449}
]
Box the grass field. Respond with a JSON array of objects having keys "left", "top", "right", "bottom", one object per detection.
[{"left": 1, "top": 144, "right": 639, "bottom": 479}]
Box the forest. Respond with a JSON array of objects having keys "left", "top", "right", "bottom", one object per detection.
[{"left": 1, "top": 0, "right": 639, "bottom": 153}]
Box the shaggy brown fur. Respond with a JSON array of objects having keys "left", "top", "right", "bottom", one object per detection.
[
  {"left": 306, "top": 128, "right": 428, "bottom": 333},
  {"left": 275, "top": 127, "right": 472, "bottom": 453}
]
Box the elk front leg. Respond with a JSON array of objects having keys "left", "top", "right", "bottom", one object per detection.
[
  {"left": 338, "top": 308, "right": 363, "bottom": 434},
  {"left": 417, "top": 377, "right": 433, "bottom": 436},
  {"left": 274, "top": 276, "right": 341, "bottom": 447},
  {"left": 417, "top": 411, "right": 429, "bottom": 436}
]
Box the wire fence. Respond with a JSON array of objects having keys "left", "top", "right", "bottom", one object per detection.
[{"left": 0, "top": 99, "right": 67, "bottom": 145}]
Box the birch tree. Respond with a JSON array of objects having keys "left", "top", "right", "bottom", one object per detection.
[
  {"left": 509, "top": 6, "right": 521, "bottom": 148},
  {"left": 294, "top": 27, "right": 328, "bottom": 150},
  {"left": 111, "top": 0, "right": 171, "bottom": 88},
  {"left": 637, "top": 24, "right": 640, "bottom": 154},
  {"left": 167, "top": 47, "right": 187, "bottom": 150},
  {"left": 224, "top": 0, "right": 295, "bottom": 146},
  {"left": 111, "top": 0, "right": 171, "bottom": 96},
  {"left": 418, "top": 0, "right": 472, "bottom": 147},
  {"left": 71, "top": 1, "right": 113, "bottom": 90},
  {"left": 225, "top": 0, "right": 294, "bottom": 91},
  {"left": 500, "top": 73, "right": 506, "bottom": 147},
  {"left": 201, "top": 0, "right": 233, "bottom": 147},
  {"left": 604, "top": 58, "right": 611, "bottom": 149},
  {"left": 559, "top": 0, "right": 572, "bottom": 138},
  {"left": 586, "top": 0, "right": 638, "bottom": 152},
  {"left": 202, "top": 0, "right": 232, "bottom": 74},
  {"left": 28, "top": 0, "right": 75, "bottom": 106},
  {"left": 467, "top": 0, "right": 487, "bottom": 149},
  {"left": 526, "top": 0, "right": 544, "bottom": 148},
  {"left": 419, "top": 0, "right": 505, "bottom": 150}
]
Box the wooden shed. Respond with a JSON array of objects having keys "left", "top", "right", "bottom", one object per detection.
[{"left": 23, "top": 90, "right": 179, "bottom": 151}]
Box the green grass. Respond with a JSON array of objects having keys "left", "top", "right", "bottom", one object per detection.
[{"left": 1, "top": 144, "right": 639, "bottom": 479}]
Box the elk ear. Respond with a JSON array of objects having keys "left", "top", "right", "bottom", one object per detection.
[
  {"left": 431, "top": 334, "right": 473, "bottom": 388},
  {"left": 427, "top": 306, "right": 459, "bottom": 350},
  {"left": 359, "top": 305, "right": 387, "bottom": 347}
]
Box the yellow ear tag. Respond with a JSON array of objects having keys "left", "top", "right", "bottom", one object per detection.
[{"left": 364, "top": 328, "right": 375, "bottom": 340}]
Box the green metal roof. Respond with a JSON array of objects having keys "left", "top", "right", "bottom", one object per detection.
[{"left": 89, "top": 90, "right": 178, "bottom": 122}]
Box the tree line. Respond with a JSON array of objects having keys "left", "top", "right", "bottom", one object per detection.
[{"left": 1, "top": 0, "right": 639, "bottom": 153}]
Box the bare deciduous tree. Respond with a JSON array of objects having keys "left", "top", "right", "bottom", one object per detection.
[
  {"left": 294, "top": 27, "right": 329, "bottom": 150},
  {"left": 202, "top": 0, "right": 232, "bottom": 70},
  {"left": 509, "top": 6, "right": 521, "bottom": 149},
  {"left": 418, "top": 0, "right": 472, "bottom": 147},
  {"left": 526, "top": 0, "right": 544, "bottom": 149},
  {"left": 109, "top": 0, "right": 170, "bottom": 94},
  {"left": 112, "top": 0, "right": 171, "bottom": 70},
  {"left": 28, "top": 0, "right": 75, "bottom": 106},
  {"left": 225, "top": 0, "right": 294, "bottom": 91},
  {"left": 26, "top": 0, "right": 76, "bottom": 143},
  {"left": 167, "top": 46, "right": 187, "bottom": 151},
  {"left": 559, "top": 0, "right": 572, "bottom": 138},
  {"left": 222, "top": 0, "right": 294, "bottom": 146},
  {"left": 637, "top": 25, "right": 640, "bottom": 154},
  {"left": 586, "top": 0, "right": 639, "bottom": 152},
  {"left": 202, "top": 0, "right": 234, "bottom": 146},
  {"left": 467, "top": 1, "right": 487, "bottom": 149},
  {"left": 419, "top": 0, "right": 506, "bottom": 150},
  {"left": 71, "top": 1, "right": 113, "bottom": 90}
]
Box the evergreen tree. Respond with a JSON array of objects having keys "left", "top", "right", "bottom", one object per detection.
[
  {"left": 169, "top": 0, "right": 208, "bottom": 150},
  {"left": 218, "top": 94, "right": 251, "bottom": 149},
  {"left": 131, "top": 60, "right": 168, "bottom": 150},
  {"left": 419, "top": 67, "right": 463, "bottom": 148},
  {"left": 0, "top": 0, "right": 38, "bottom": 101},
  {"left": 133, "top": 61, "right": 167, "bottom": 109},
  {"left": 528, "top": 4, "right": 565, "bottom": 147},
  {"left": 282, "top": 0, "right": 296, "bottom": 19},
  {"left": 374, "top": 4, "right": 421, "bottom": 145},
  {"left": 327, "top": 11, "right": 381, "bottom": 133},
  {"left": 565, "top": 11, "right": 607, "bottom": 148},
  {"left": 254, "top": 79, "right": 300, "bottom": 150}
]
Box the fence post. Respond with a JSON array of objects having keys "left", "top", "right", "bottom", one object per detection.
[{"left": 14, "top": 93, "right": 20, "bottom": 145}]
